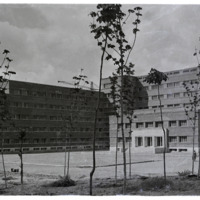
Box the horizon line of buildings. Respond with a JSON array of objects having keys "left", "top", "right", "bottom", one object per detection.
[{"left": 0, "top": 66, "right": 200, "bottom": 154}]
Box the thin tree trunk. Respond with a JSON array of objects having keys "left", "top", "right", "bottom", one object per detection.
[
  {"left": 20, "top": 153, "right": 23, "bottom": 185},
  {"left": 157, "top": 85, "right": 166, "bottom": 182},
  {"left": 192, "top": 106, "right": 196, "bottom": 175},
  {"left": 1, "top": 139, "right": 7, "bottom": 188},
  {"left": 198, "top": 117, "right": 200, "bottom": 177},
  {"left": 89, "top": 35, "right": 108, "bottom": 195},
  {"left": 120, "top": 74, "right": 126, "bottom": 194},
  {"left": 129, "top": 121, "right": 132, "bottom": 179},
  {"left": 192, "top": 126, "right": 195, "bottom": 175},
  {"left": 67, "top": 151, "right": 70, "bottom": 177},
  {"left": 64, "top": 147, "right": 67, "bottom": 176},
  {"left": 67, "top": 132, "right": 71, "bottom": 177},
  {"left": 19, "top": 138, "right": 23, "bottom": 185},
  {"left": 115, "top": 116, "right": 119, "bottom": 183}
]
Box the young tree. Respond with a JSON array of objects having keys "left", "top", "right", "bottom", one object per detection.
[
  {"left": 183, "top": 47, "right": 200, "bottom": 176},
  {"left": 183, "top": 79, "right": 200, "bottom": 175},
  {"left": 144, "top": 68, "right": 168, "bottom": 182},
  {"left": 61, "top": 113, "right": 72, "bottom": 177},
  {"left": 123, "top": 77, "right": 138, "bottom": 178},
  {"left": 90, "top": 4, "right": 142, "bottom": 194},
  {"left": 109, "top": 75, "right": 120, "bottom": 183},
  {"left": 18, "top": 129, "right": 26, "bottom": 185},
  {"left": 0, "top": 47, "right": 15, "bottom": 188},
  {"left": 59, "top": 73, "right": 89, "bottom": 178},
  {"left": 89, "top": 5, "right": 117, "bottom": 195}
]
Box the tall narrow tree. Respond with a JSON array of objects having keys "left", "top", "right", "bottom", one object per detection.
[
  {"left": 183, "top": 47, "right": 200, "bottom": 176},
  {"left": 90, "top": 4, "right": 142, "bottom": 194},
  {"left": 0, "top": 47, "right": 15, "bottom": 188},
  {"left": 109, "top": 75, "right": 120, "bottom": 182},
  {"left": 144, "top": 68, "right": 168, "bottom": 182}
]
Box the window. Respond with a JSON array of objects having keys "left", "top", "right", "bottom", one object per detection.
[
  {"left": 4, "top": 139, "right": 10, "bottom": 144},
  {"left": 169, "top": 136, "right": 177, "bottom": 142},
  {"left": 174, "top": 82, "right": 180, "bottom": 87},
  {"left": 126, "top": 137, "right": 131, "bottom": 142},
  {"left": 174, "top": 93, "right": 180, "bottom": 98},
  {"left": 169, "top": 121, "right": 176, "bottom": 127},
  {"left": 184, "top": 92, "right": 189, "bottom": 97},
  {"left": 155, "top": 121, "right": 163, "bottom": 127},
  {"left": 33, "top": 139, "right": 39, "bottom": 144},
  {"left": 145, "top": 122, "right": 153, "bottom": 128},
  {"left": 167, "top": 83, "right": 174, "bottom": 88},
  {"left": 50, "top": 138, "right": 56, "bottom": 143},
  {"left": 13, "top": 139, "right": 19, "bottom": 144},
  {"left": 167, "top": 104, "right": 173, "bottom": 108},
  {"left": 159, "top": 95, "right": 164, "bottom": 99},
  {"left": 50, "top": 116, "right": 57, "bottom": 121},
  {"left": 179, "top": 136, "right": 187, "bottom": 143},
  {"left": 104, "top": 83, "right": 111, "bottom": 89},
  {"left": 183, "top": 69, "right": 189, "bottom": 73},
  {"left": 41, "top": 138, "right": 46, "bottom": 144},
  {"left": 117, "top": 137, "right": 123, "bottom": 143},
  {"left": 145, "top": 137, "right": 152, "bottom": 147},
  {"left": 136, "top": 122, "right": 144, "bottom": 128},
  {"left": 152, "top": 95, "right": 158, "bottom": 100},
  {"left": 117, "top": 124, "right": 123, "bottom": 129},
  {"left": 152, "top": 85, "right": 158, "bottom": 90},
  {"left": 138, "top": 97, "right": 143, "bottom": 101},
  {"left": 23, "top": 139, "right": 29, "bottom": 144},
  {"left": 125, "top": 123, "right": 131, "bottom": 129},
  {"left": 13, "top": 89, "right": 21, "bottom": 95},
  {"left": 167, "top": 94, "right": 174, "bottom": 98},
  {"left": 155, "top": 137, "right": 163, "bottom": 147},
  {"left": 21, "top": 90, "right": 28, "bottom": 96},
  {"left": 174, "top": 104, "right": 180, "bottom": 107},
  {"left": 23, "top": 148, "right": 29, "bottom": 151},
  {"left": 135, "top": 137, "right": 143, "bottom": 147},
  {"left": 179, "top": 120, "right": 187, "bottom": 127},
  {"left": 173, "top": 71, "right": 180, "bottom": 75}
]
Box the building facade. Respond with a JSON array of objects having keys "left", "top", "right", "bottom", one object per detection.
[
  {"left": 0, "top": 80, "right": 112, "bottom": 154},
  {"left": 102, "top": 66, "right": 200, "bottom": 153}
]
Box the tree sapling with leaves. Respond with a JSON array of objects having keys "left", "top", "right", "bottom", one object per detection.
[
  {"left": 90, "top": 4, "right": 142, "bottom": 194},
  {"left": 144, "top": 68, "right": 168, "bottom": 183}
]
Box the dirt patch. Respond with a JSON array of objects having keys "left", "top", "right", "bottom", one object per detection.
[{"left": 1, "top": 171, "right": 200, "bottom": 195}]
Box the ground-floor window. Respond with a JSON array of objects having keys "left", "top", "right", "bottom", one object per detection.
[
  {"left": 145, "top": 137, "right": 152, "bottom": 147},
  {"left": 179, "top": 136, "right": 187, "bottom": 143},
  {"left": 155, "top": 137, "right": 163, "bottom": 147},
  {"left": 169, "top": 136, "right": 177, "bottom": 142},
  {"left": 135, "top": 137, "right": 143, "bottom": 147}
]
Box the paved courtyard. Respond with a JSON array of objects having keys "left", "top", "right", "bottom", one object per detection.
[{"left": 0, "top": 151, "right": 199, "bottom": 180}]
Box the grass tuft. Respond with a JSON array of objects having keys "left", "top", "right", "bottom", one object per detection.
[
  {"left": 140, "top": 177, "right": 173, "bottom": 191},
  {"left": 48, "top": 175, "right": 76, "bottom": 187}
]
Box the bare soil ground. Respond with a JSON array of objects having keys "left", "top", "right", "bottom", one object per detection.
[{"left": 1, "top": 171, "right": 200, "bottom": 195}]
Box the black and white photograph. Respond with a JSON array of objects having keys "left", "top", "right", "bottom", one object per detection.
[{"left": 0, "top": 1, "right": 200, "bottom": 196}]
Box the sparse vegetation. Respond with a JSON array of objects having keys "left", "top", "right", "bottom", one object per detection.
[
  {"left": 47, "top": 175, "right": 76, "bottom": 187},
  {"left": 177, "top": 170, "right": 192, "bottom": 177}
]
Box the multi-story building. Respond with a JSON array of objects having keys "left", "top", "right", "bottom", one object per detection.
[
  {"left": 102, "top": 66, "right": 200, "bottom": 153},
  {"left": 0, "top": 80, "right": 112, "bottom": 154}
]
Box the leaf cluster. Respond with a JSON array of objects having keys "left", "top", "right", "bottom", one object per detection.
[{"left": 144, "top": 68, "right": 168, "bottom": 85}]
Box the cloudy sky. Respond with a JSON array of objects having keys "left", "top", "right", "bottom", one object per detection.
[{"left": 0, "top": 3, "right": 200, "bottom": 87}]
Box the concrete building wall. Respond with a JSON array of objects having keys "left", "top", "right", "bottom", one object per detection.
[
  {"left": 102, "top": 66, "right": 200, "bottom": 153},
  {"left": 0, "top": 80, "right": 113, "bottom": 154}
]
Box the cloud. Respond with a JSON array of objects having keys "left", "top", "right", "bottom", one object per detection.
[
  {"left": 0, "top": 4, "right": 200, "bottom": 86},
  {"left": 0, "top": 4, "right": 48, "bottom": 29}
]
